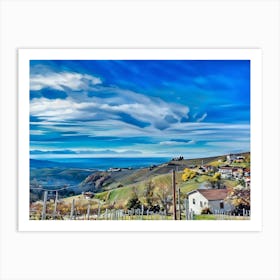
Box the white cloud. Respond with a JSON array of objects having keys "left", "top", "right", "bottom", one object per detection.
[
  {"left": 159, "top": 140, "right": 195, "bottom": 146},
  {"left": 30, "top": 86, "right": 190, "bottom": 131},
  {"left": 30, "top": 130, "right": 46, "bottom": 135},
  {"left": 29, "top": 72, "right": 249, "bottom": 158},
  {"left": 30, "top": 72, "right": 102, "bottom": 91},
  {"left": 196, "top": 113, "right": 207, "bottom": 122}
]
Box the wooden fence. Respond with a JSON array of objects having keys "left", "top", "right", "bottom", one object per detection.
[{"left": 30, "top": 190, "right": 250, "bottom": 221}]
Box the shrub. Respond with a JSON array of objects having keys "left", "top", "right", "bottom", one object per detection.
[
  {"left": 201, "top": 207, "right": 212, "bottom": 214},
  {"left": 126, "top": 195, "right": 141, "bottom": 210},
  {"left": 182, "top": 168, "right": 197, "bottom": 182}
]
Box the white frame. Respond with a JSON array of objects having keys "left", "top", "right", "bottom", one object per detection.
[{"left": 18, "top": 48, "right": 262, "bottom": 232}]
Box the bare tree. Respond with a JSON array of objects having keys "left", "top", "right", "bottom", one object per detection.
[{"left": 157, "top": 184, "right": 172, "bottom": 214}]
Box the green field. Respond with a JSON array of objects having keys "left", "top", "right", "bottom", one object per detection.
[{"left": 63, "top": 171, "right": 240, "bottom": 210}]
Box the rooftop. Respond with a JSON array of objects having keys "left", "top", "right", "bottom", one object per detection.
[{"left": 197, "top": 189, "right": 229, "bottom": 201}]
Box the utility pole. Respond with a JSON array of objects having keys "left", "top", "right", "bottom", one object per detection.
[
  {"left": 177, "top": 187, "right": 181, "bottom": 220},
  {"left": 172, "top": 169, "right": 177, "bottom": 220}
]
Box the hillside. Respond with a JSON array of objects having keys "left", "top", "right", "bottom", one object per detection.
[
  {"left": 30, "top": 152, "right": 249, "bottom": 213},
  {"left": 79, "top": 152, "right": 249, "bottom": 193}
]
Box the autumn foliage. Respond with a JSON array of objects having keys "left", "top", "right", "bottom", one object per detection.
[{"left": 182, "top": 168, "right": 197, "bottom": 182}]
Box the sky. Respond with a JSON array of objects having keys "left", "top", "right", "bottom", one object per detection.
[{"left": 29, "top": 60, "right": 250, "bottom": 159}]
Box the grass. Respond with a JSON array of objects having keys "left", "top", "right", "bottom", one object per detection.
[
  {"left": 222, "top": 179, "right": 239, "bottom": 188},
  {"left": 70, "top": 172, "right": 220, "bottom": 208},
  {"left": 107, "top": 186, "right": 134, "bottom": 203},
  {"left": 179, "top": 174, "right": 212, "bottom": 195},
  {"left": 194, "top": 215, "right": 217, "bottom": 220},
  {"left": 98, "top": 215, "right": 174, "bottom": 220},
  {"left": 207, "top": 160, "right": 226, "bottom": 167},
  {"left": 194, "top": 214, "right": 250, "bottom": 220},
  {"left": 230, "top": 162, "right": 250, "bottom": 168},
  {"left": 59, "top": 170, "right": 243, "bottom": 215}
]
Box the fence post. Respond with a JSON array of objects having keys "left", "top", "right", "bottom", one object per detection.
[
  {"left": 52, "top": 190, "right": 58, "bottom": 219},
  {"left": 70, "top": 199, "right": 75, "bottom": 220},
  {"left": 41, "top": 190, "right": 48, "bottom": 220},
  {"left": 87, "top": 204, "right": 90, "bottom": 220},
  {"left": 172, "top": 169, "right": 177, "bottom": 220},
  {"left": 184, "top": 198, "right": 188, "bottom": 220},
  {"left": 190, "top": 210, "right": 194, "bottom": 220},
  {"left": 98, "top": 201, "right": 101, "bottom": 218}
]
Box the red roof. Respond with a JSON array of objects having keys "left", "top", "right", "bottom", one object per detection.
[
  {"left": 197, "top": 189, "right": 229, "bottom": 201},
  {"left": 219, "top": 166, "right": 233, "bottom": 170}
]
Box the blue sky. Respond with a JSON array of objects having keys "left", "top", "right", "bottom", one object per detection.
[{"left": 30, "top": 60, "right": 250, "bottom": 159}]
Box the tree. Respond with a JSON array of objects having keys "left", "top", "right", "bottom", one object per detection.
[
  {"left": 157, "top": 184, "right": 172, "bottom": 214},
  {"left": 143, "top": 181, "right": 156, "bottom": 209},
  {"left": 182, "top": 168, "right": 197, "bottom": 182},
  {"left": 126, "top": 195, "right": 141, "bottom": 210},
  {"left": 226, "top": 188, "right": 250, "bottom": 213},
  {"left": 209, "top": 172, "right": 222, "bottom": 189},
  {"left": 212, "top": 172, "right": 221, "bottom": 181}
]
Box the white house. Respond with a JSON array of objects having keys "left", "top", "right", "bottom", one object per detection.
[
  {"left": 83, "top": 191, "right": 94, "bottom": 199},
  {"left": 188, "top": 189, "right": 234, "bottom": 214},
  {"left": 218, "top": 166, "right": 235, "bottom": 179},
  {"left": 227, "top": 154, "right": 237, "bottom": 163},
  {"left": 108, "top": 167, "right": 121, "bottom": 172}
]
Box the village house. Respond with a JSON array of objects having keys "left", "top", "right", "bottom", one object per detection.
[
  {"left": 218, "top": 166, "right": 234, "bottom": 179},
  {"left": 108, "top": 167, "right": 121, "bottom": 172},
  {"left": 226, "top": 154, "right": 237, "bottom": 163},
  {"left": 199, "top": 165, "right": 216, "bottom": 173},
  {"left": 232, "top": 167, "right": 244, "bottom": 179},
  {"left": 244, "top": 168, "right": 250, "bottom": 177},
  {"left": 82, "top": 191, "right": 94, "bottom": 199},
  {"left": 205, "top": 165, "right": 216, "bottom": 172},
  {"left": 188, "top": 189, "right": 233, "bottom": 214},
  {"left": 234, "top": 156, "right": 245, "bottom": 163},
  {"left": 244, "top": 176, "right": 251, "bottom": 188}
]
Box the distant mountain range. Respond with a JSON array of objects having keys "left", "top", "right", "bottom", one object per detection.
[{"left": 30, "top": 159, "right": 64, "bottom": 169}]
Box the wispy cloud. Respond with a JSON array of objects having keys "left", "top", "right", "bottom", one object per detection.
[
  {"left": 30, "top": 88, "right": 190, "bottom": 131},
  {"left": 196, "top": 113, "right": 207, "bottom": 122},
  {"left": 30, "top": 72, "right": 102, "bottom": 91},
  {"left": 29, "top": 60, "right": 250, "bottom": 158},
  {"left": 159, "top": 140, "right": 195, "bottom": 146}
]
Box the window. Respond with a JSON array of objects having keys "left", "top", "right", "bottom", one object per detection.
[
  {"left": 200, "top": 201, "right": 203, "bottom": 207},
  {"left": 193, "top": 199, "right": 196, "bottom": 205},
  {"left": 220, "top": 202, "right": 224, "bottom": 209}
]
